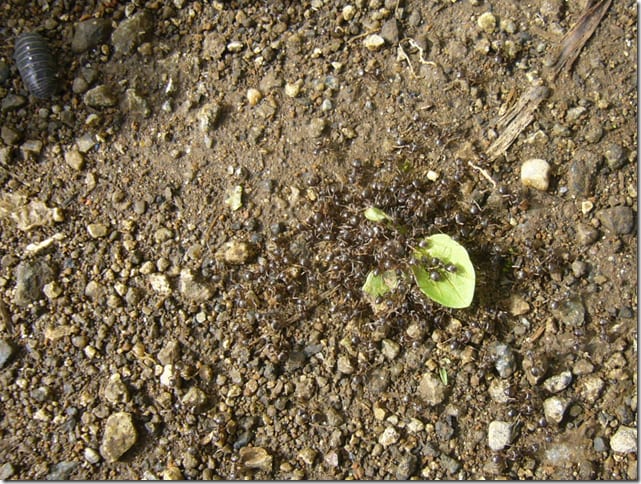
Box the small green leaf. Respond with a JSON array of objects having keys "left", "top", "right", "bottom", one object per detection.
[
  {"left": 411, "top": 234, "right": 475, "bottom": 308},
  {"left": 439, "top": 367, "right": 448, "bottom": 386},
  {"left": 362, "top": 270, "right": 397, "bottom": 298},
  {"left": 364, "top": 207, "right": 394, "bottom": 223}
]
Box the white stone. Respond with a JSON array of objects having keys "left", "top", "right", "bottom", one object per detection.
[
  {"left": 488, "top": 420, "right": 513, "bottom": 451},
  {"left": 378, "top": 426, "right": 400, "bottom": 447},
  {"left": 543, "top": 396, "right": 569, "bottom": 423},
  {"left": 247, "top": 88, "right": 262, "bottom": 106},
  {"left": 477, "top": 12, "right": 497, "bottom": 34},
  {"left": 521, "top": 158, "right": 550, "bottom": 191},
  {"left": 610, "top": 426, "right": 637, "bottom": 453}
]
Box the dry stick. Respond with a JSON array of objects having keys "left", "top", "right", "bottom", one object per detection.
[
  {"left": 485, "top": 85, "right": 549, "bottom": 163},
  {"left": 484, "top": 0, "right": 612, "bottom": 163},
  {"left": 549, "top": 0, "right": 613, "bottom": 81}
]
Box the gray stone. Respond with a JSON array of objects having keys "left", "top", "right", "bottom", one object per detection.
[
  {"left": 381, "top": 338, "right": 400, "bottom": 360},
  {"left": 593, "top": 436, "right": 608, "bottom": 452},
  {"left": 158, "top": 340, "right": 180, "bottom": 365},
  {"left": 488, "top": 341, "right": 516, "bottom": 378},
  {"left": 104, "top": 373, "right": 129, "bottom": 404},
  {"left": 14, "top": 260, "right": 55, "bottom": 306},
  {"left": 0, "top": 462, "right": 15, "bottom": 480},
  {"left": 83, "top": 85, "right": 117, "bottom": 108},
  {"left": 488, "top": 420, "right": 513, "bottom": 451},
  {"left": 610, "top": 426, "right": 637, "bottom": 454},
  {"left": 72, "top": 18, "right": 112, "bottom": 53},
  {"left": 396, "top": 454, "right": 418, "bottom": 480},
  {"left": 84, "top": 447, "right": 101, "bottom": 464},
  {"left": 112, "top": 11, "right": 154, "bottom": 56},
  {"left": 181, "top": 386, "right": 207, "bottom": 409},
  {"left": 543, "top": 396, "right": 569, "bottom": 423},
  {"left": 604, "top": 143, "right": 626, "bottom": 170},
  {"left": 551, "top": 296, "right": 585, "bottom": 326},
  {"left": 439, "top": 454, "right": 461, "bottom": 475},
  {"left": 307, "top": 118, "right": 326, "bottom": 138},
  {"left": 123, "top": 89, "right": 150, "bottom": 117},
  {"left": 380, "top": 18, "right": 399, "bottom": 44},
  {"left": 418, "top": 372, "right": 447, "bottom": 406},
  {"left": 1, "top": 125, "right": 21, "bottom": 145},
  {"left": 99, "top": 412, "right": 137, "bottom": 462},
  {"left": 567, "top": 150, "right": 600, "bottom": 197},
  {"left": 543, "top": 371, "right": 572, "bottom": 393},
  {"left": 86, "top": 223, "right": 108, "bottom": 238},
  {"left": 0, "top": 339, "right": 14, "bottom": 368},
  {"left": 597, "top": 206, "right": 635, "bottom": 235},
  {"left": 576, "top": 223, "right": 600, "bottom": 246},
  {"left": 220, "top": 240, "right": 256, "bottom": 264},
  {"left": 46, "top": 461, "right": 78, "bottom": 480},
  {"left": 65, "top": 149, "right": 85, "bottom": 171},
  {"left": 1, "top": 94, "right": 27, "bottom": 112}
]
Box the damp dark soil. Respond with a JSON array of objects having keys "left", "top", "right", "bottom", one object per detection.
[{"left": 0, "top": 0, "right": 637, "bottom": 480}]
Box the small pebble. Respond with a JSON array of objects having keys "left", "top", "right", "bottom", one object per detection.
[
  {"left": 239, "top": 446, "right": 272, "bottom": 472},
  {"left": 0, "top": 338, "right": 14, "bottom": 368},
  {"left": 580, "top": 375, "right": 604, "bottom": 403},
  {"left": 363, "top": 34, "right": 385, "bottom": 51},
  {"left": 220, "top": 240, "right": 255, "bottom": 264},
  {"left": 610, "top": 426, "right": 637, "bottom": 454},
  {"left": 488, "top": 420, "right": 513, "bottom": 451},
  {"left": 247, "top": 88, "right": 263, "bottom": 106},
  {"left": 65, "top": 149, "right": 85, "bottom": 171},
  {"left": 543, "top": 371, "right": 572, "bottom": 393},
  {"left": 83, "top": 85, "right": 117, "bottom": 108},
  {"left": 378, "top": 426, "right": 400, "bottom": 447},
  {"left": 418, "top": 372, "right": 446, "bottom": 406},
  {"left": 87, "top": 223, "right": 108, "bottom": 238},
  {"left": 597, "top": 206, "right": 635, "bottom": 235},
  {"left": 84, "top": 447, "right": 101, "bottom": 464},
  {"left": 543, "top": 396, "right": 569, "bottom": 423},
  {"left": 99, "top": 412, "right": 137, "bottom": 463},
  {"left": 477, "top": 12, "right": 497, "bottom": 34},
  {"left": 488, "top": 341, "right": 516, "bottom": 378},
  {"left": 604, "top": 143, "right": 625, "bottom": 169},
  {"left": 521, "top": 158, "right": 550, "bottom": 191},
  {"left": 381, "top": 339, "right": 400, "bottom": 360}
]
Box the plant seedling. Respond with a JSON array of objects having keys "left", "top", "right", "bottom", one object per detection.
[{"left": 361, "top": 207, "right": 476, "bottom": 309}]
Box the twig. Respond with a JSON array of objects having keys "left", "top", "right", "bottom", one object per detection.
[{"left": 548, "top": 0, "right": 613, "bottom": 80}]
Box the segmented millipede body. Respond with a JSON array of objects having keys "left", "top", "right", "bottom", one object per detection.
[{"left": 13, "top": 32, "right": 58, "bottom": 99}]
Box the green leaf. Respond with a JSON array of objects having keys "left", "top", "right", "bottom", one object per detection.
[
  {"left": 362, "top": 270, "right": 398, "bottom": 298},
  {"left": 439, "top": 367, "right": 448, "bottom": 386},
  {"left": 364, "top": 207, "right": 394, "bottom": 223},
  {"left": 411, "top": 234, "right": 475, "bottom": 308}
]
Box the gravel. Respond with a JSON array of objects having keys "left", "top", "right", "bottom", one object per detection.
[{"left": 99, "top": 412, "right": 137, "bottom": 463}]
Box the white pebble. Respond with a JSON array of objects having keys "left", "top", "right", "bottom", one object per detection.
[
  {"left": 378, "top": 426, "right": 400, "bottom": 447},
  {"left": 543, "top": 396, "right": 569, "bottom": 423},
  {"left": 521, "top": 158, "right": 551, "bottom": 191},
  {"left": 610, "top": 426, "right": 637, "bottom": 453},
  {"left": 363, "top": 34, "right": 385, "bottom": 51},
  {"left": 488, "top": 420, "right": 513, "bottom": 451},
  {"left": 247, "top": 88, "right": 262, "bottom": 106}
]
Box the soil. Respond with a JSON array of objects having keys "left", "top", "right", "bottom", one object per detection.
[{"left": 0, "top": 0, "right": 637, "bottom": 480}]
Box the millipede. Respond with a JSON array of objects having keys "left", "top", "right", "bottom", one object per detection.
[{"left": 13, "top": 32, "right": 58, "bottom": 99}]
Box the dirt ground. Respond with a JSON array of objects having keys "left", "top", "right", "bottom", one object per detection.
[{"left": 0, "top": 0, "right": 637, "bottom": 480}]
